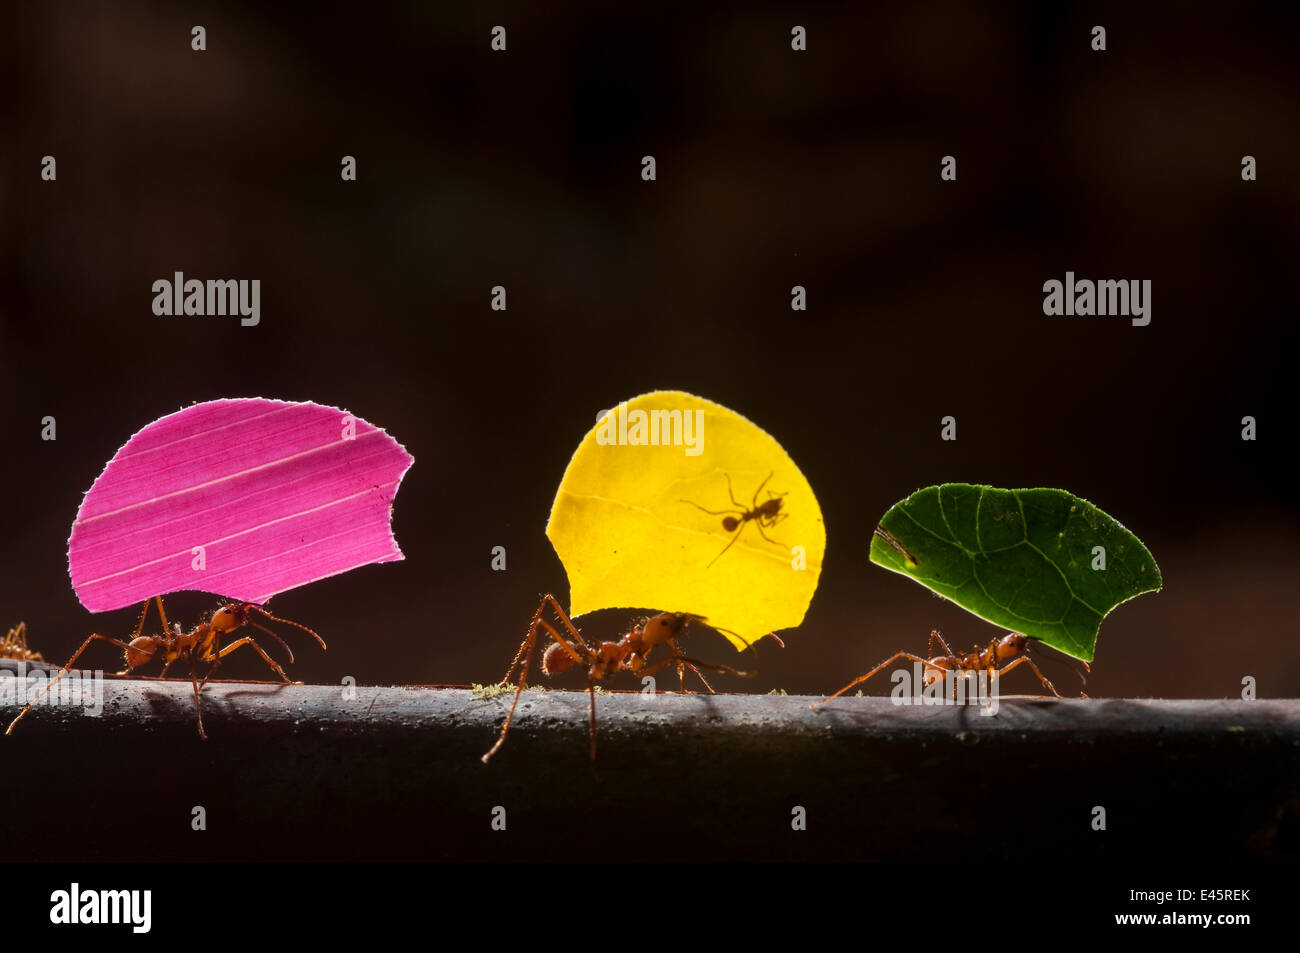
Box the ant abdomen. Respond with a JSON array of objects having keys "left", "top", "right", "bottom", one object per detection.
[
  {"left": 922, "top": 658, "right": 953, "bottom": 686},
  {"left": 124, "top": 636, "right": 158, "bottom": 669},
  {"left": 542, "top": 642, "right": 576, "bottom": 675}
]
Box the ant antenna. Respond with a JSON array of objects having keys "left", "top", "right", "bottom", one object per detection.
[
  {"left": 1026, "top": 639, "right": 1090, "bottom": 696},
  {"left": 700, "top": 619, "right": 783, "bottom": 660},
  {"left": 249, "top": 604, "right": 327, "bottom": 651}
]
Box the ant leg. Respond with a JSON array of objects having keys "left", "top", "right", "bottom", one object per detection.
[
  {"left": 152, "top": 596, "right": 171, "bottom": 640},
  {"left": 214, "top": 636, "right": 293, "bottom": 682},
  {"left": 482, "top": 604, "right": 548, "bottom": 764},
  {"left": 498, "top": 599, "right": 545, "bottom": 687},
  {"left": 986, "top": 641, "right": 999, "bottom": 705},
  {"left": 6, "top": 634, "right": 135, "bottom": 735},
  {"left": 675, "top": 640, "right": 718, "bottom": 693},
  {"left": 131, "top": 600, "right": 151, "bottom": 641},
  {"left": 685, "top": 662, "right": 717, "bottom": 693},
  {"left": 7, "top": 622, "right": 42, "bottom": 662},
  {"left": 18, "top": 623, "right": 34, "bottom": 659},
  {"left": 244, "top": 621, "right": 296, "bottom": 665},
  {"left": 680, "top": 498, "right": 745, "bottom": 519},
  {"left": 705, "top": 526, "right": 746, "bottom": 569},
  {"left": 586, "top": 675, "right": 598, "bottom": 761},
  {"left": 664, "top": 639, "right": 716, "bottom": 694},
  {"left": 198, "top": 632, "right": 226, "bottom": 689},
  {"left": 113, "top": 597, "right": 170, "bottom": 679},
  {"left": 658, "top": 643, "right": 694, "bottom": 694},
  {"left": 749, "top": 471, "right": 773, "bottom": 510},
  {"left": 188, "top": 658, "right": 208, "bottom": 740},
  {"left": 536, "top": 617, "right": 588, "bottom": 669},
  {"left": 995, "top": 657, "right": 1063, "bottom": 698},
  {"left": 637, "top": 653, "right": 677, "bottom": 682},
  {"left": 505, "top": 595, "right": 587, "bottom": 684},
  {"left": 126, "top": 596, "right": 168, "bottom": 648},
  {"left": 483, "top": 595, "right": 596, "bottom": 764},
  {"left": 642, "top": 653, "right": 750, "bottom": 685},
  {"left": 749, "top": 519, "right": 788, "bottom": 550},
  {"left": 811, "top": 652, "right": 933, "bottom": 708},
  {"left": 973, "top": 639, "right": 998, "bottom": 704},
  {"left": 157, "top": 658, "right": 175, "bottom": 679},
  {"left": 726, "top": 472, "right": 745, "bottom": 510},
  {"left": 921, "top": 633, "right": 961, "bottom": 698}
]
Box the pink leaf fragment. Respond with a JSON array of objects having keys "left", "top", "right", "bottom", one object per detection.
[{"left": 68, "top": 398, "right": 415, "bottom": 612}]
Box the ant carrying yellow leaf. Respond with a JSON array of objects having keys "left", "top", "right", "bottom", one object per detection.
[
  {"left": 481, "top": 594, "right": 770, "bottom": 763},
  {"left": 5, "top": 597, "right": 325, "bottom": 739}
]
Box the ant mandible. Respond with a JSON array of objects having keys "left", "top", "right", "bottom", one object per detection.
[
  {"left": 1, "top": 623, "right": 42, "bottom": 662},
  {"left": 481, "top": 593, "right": 757, "bottom": 763},
  {"left": 5, "top": 596, "right": 326, "bottom": 739},
  {"left": 682, "top": 471, "right": 788, "bottom": 568},
  {"left": 811, "top": 630, "right": 1088, "bottom": 707}
]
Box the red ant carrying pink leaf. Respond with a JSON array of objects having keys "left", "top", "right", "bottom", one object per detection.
[{"left": 7, "top": 398, "right": 413, "bottom": 738}]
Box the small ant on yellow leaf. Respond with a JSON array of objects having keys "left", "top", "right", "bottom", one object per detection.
[
  {"left": 682, "top": 471, "right": 788, "bottom": 567},
  {"left": 481, "top": 594, "right": 762, "bottom": 763},
  {"left": 1, "top": 623, "right": 42, "bottom": 662},
  {"left": 5, "top": 597, "right": 325, "bottom": 739},
  {"left": 812, "top": 629, "right": 1088, "bottom": 707}
]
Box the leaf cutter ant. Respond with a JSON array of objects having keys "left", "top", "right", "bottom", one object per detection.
[
  {"left": 811, "top": 630, "right": 1088, "bottom": 707},
  {"left": 481, "top": 594, "right": 762, "bottom": 763},
  {"left": 1, "top": 623, "right": 42, "bottom": 662},
  {"left": 5, "top": 597, "right": 325, "bottom": 739},
  {"left": 681, "top": 471, "right": 789, "bottom": 567}
]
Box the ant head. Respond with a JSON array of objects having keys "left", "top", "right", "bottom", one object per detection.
[
  {"left": 997, "top": 633, "right": 1028, "bottom": 661},
  {"left": 210, "top": 603, "right": 254, "bottom": 633},
  {"left": 641, "top": 612, "right": 694, "bottom": 646}
]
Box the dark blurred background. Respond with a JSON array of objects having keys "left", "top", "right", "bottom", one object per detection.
[{"left": 2, "top": 1, "right": 1297, "bottom": 701}]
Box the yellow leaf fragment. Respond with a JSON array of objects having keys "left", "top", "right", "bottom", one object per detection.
[{"left": 546, "top": 391, "right": 825, "bottom": 651}]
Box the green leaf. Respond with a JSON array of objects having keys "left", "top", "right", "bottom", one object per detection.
[{"left": 870, "top": 484, "right": 1161, "bottom": 662}]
